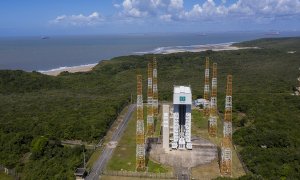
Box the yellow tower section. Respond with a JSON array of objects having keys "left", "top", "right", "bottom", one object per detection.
[
  {"left": 220, "top": 137, "right": 232, "bottom": 176},
  {"left": 221, "top": 75, "right": 233, "bottom": 176},
  {"left": 153, "top": 57, "right": 159, "bottom": 116},
  {"left": 203, "top": 57, "right": 210, "bottom": 116},
  {"left": 136, "top": 75, "right": 145, "bottom": 171},
  {"left": 208, "top": 63, "right": 217, "bottom": 136},
  {"left": 297, "top": 68, "right": 300, "bottom": 94},
  {"left": 147, "top": 62, "right": 154, "bottom": 136},
  {"left": 224, "top": 75, "right": 232, "bottom": 140}
]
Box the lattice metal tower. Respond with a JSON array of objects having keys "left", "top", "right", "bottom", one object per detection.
[
  {"left": 220, "top": 136, "right": 232, "bottom": 176},
  {"left": 153, "top": 57, "right": 159, "bottom": 116},
  {"left": 297, "top": 68, "right": 300, "bottom": 93},
  {"left": 221, "top": 75, "right": 233, "bottom": 176},
  {"left": 147, "top": 62, "right": 154, "bottom": 136},
  {"left": 209, "top": 63, "right": 218, "bottom": 136},
  {"left": 224, "top": 75, "right": 232, "bottom": 140},
  {"left": 203, "top": 57, "right": 210, "bottom": 116},
  {"left": 136, "top": 75, "right": 145, "bottom": 171}
]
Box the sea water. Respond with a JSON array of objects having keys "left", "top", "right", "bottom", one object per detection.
[{"left": 0, "top": 31, "right": 299, "bottom": 72}]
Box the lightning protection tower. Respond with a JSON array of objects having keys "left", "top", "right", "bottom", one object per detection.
[
  {"left": 136, "top": 75, "right": 145, "bottom": 171},
  {"left": 221, "top": 75, "right": 233, "bottom": 176},
  {"left": 297, "top": 68, "right": 300, "bottom": 93},
  {"left": 224, "top": 75, "right": 232, "bottom": 140},
  {"left": 209, "top": 63, "right": 218, "bottom": 136},
  {"left": 203, "top": 57, "right": 210, "bottom": 116},
  {"left": 220, "top": 136, "right": 232, "bottom": 176},
  {"left": 153, "top": 57, "right": 159, "bottom": 116},
  {"left": 147, "top": 62, "right": 154, "bottom": 136}
]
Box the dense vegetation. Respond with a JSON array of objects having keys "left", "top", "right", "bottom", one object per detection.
[{"left": 0, "top": 37, "right": 299, "bottom": 179}]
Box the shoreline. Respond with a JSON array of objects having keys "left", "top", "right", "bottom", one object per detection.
[
  {"left": 39, "top": 43, "right": 256, "bottom": 76},
  {"left": 134, "top": 42, "right": 257, "bottom": 54},
  {"left": 39, "top": 63, "right": 97, "bottom": 76}
]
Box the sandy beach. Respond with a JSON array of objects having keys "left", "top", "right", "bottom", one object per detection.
[
  {"left": 134, "top": 43, "right": 257, "bottom": 54},
  {"left": 40, "top": 43, "right": 256, "bottom": 76},
  {"left": 39, "top": 63, "right": 97, "bottom": 76},
  {"left": 155, "top": 45, "right": 255, "bottom": 54}
]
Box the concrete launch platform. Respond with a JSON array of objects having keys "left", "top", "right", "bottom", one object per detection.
[{"left": 149, "top": 136, "right": 217, "bottom": 168}]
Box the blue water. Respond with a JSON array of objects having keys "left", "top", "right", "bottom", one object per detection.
[{"left": 0, "top": 32, "right": 299, "bottom": 71}]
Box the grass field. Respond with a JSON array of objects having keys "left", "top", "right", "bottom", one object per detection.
[
  {"left": 191, "top": 109, "right": 246, "bottom": 179},
  {"left": 0, "top": 173, "right": 13, "bottom": 180},
  {"left": 106, "top": 104, "right": 245, "bottom": 179},
  {"left": 106, "top": 105, "right": 171, "bottom": 173}
]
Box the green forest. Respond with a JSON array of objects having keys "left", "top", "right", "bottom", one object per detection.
[{"left": 0, "top": 37, "right": 299, "bottom": 179}]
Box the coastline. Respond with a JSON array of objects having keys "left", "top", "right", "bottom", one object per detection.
[
  {"left": 39, "top": 63, "right": 97, "bottom": 76},
  {"left": 134, "top": 42, "right": 257, "bottom": 54},
  {"left": 39, "top": 43, "right": 256, "bottom": 76}
]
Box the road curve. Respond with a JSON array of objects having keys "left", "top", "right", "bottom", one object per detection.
[{"left": 86, "top": 104, "right": 136, "bottom": 180}]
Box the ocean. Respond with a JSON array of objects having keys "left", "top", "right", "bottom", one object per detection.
[{"left": 0, "top": 32, "right": 299, "bottom": 72}]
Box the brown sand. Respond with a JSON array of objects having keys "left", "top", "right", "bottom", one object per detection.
[{"left": 40, "top": 64, "right": 96, "bottom": 76}]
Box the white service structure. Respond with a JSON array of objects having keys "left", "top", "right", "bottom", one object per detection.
[
  {"left": 172, "top": 86, "right": 192, "bottom": 150},
  {"left": 162, "top": 105, "right": 170, "bottom": 151}
]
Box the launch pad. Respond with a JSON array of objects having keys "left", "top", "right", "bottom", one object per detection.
[
  {"left": 152, "top": 85, "right": 218, "bottom": 171},
  {"left": 150, "top": 137, "right": 217, "bottom": 168},
  {"left": 171, "top": 86, "right": 192, "bottom": 150}
]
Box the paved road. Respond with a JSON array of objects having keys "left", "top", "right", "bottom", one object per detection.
[{"left": 86, "top": 104, "right": 136, "bottom": 180}]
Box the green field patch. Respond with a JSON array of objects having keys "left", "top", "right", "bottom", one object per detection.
[{"left": 107, "top": 107, "right": 170, "bottom": 173}]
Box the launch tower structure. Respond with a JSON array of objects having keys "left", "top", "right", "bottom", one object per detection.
[
  {"left": 153, "top": 58, "right": 159, "bottom": 116},
  {"left": 209, "top": 63, "right": 218, "bottom": 136},
  {"left": 221, "top": 75, "right": 233, "bottom": 176},
  {"left": 147, "top": 62, "right": 154, "bottom": 136},
  {"left": 136, "top": 75, "right": 145, "bottom": 171},
  {"left": 172, "top": 86, "right": 192, "bottom": 150},
  {"left": 224, "top": 75, "right": 232, "bottom": 139},
  {"left": 203, "top": 57, "right": 210, "bottom": 116},
  {"left": 220, "top": 136, "right": 232, "bottom": 175}
]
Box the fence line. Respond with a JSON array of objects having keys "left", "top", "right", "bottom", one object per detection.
[{"left": 103, "top": 170, "right": 175, "bottom": 179}]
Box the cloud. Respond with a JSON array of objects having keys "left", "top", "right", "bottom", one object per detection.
[
  {"left": 181, "top": 0, "right": 228, "bottom": 20},
  {"left": 50, "top": 12, "right": 104, "bottom": 26},
  {"left": 120, "top": 0, "right": 160, "bottom": 18},
  {"left": 116, "top": 0, "right": 228, "bottom": 21},
  {"left": 160, "top": 14, "right": 172, "bottom": 21},
  {"left": 50, "top": 0, "right": 300, "bottom": 27},
  {"left": 228, "top": 0, "right": 300, "bottom": 17},
  {"left": 113, "top": 3, "right": 121, "bottom": 8},
  {"left": 169, "top": 0, "right": 184, "bottom": 10},
  {"left": 177, "top": 0, "right": 300, "bottom": 22},
  {"left": 118, "top": 0, "right": 178, "bottom": 18}
]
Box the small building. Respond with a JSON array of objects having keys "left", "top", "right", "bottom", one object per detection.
[
  {"left": 194, "top": 98, "right": 206, "bottom": 107},
  {"left": 172, "top": 86, "right": 192, "bottom": 150},
  {"left": 74, "top": 168, "right": 87, "bottom": 180}
]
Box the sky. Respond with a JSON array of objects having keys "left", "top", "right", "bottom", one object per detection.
[{"left": 0, "top": 0, "right": 300, "bottom": 36}]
